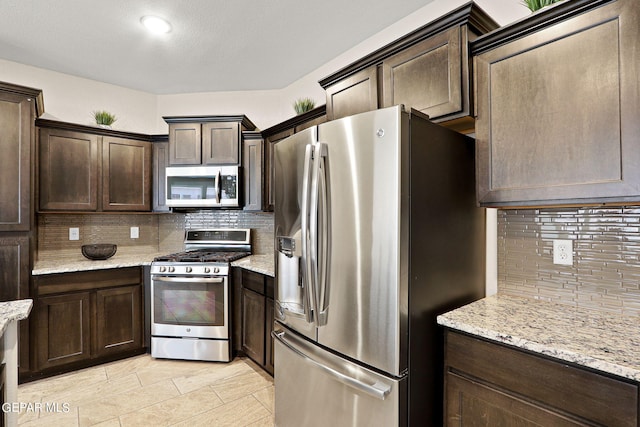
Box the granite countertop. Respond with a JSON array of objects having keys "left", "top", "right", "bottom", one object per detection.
[
  {"left": 232, "top": 254, "right": 275, "bottom": 277},
  {"left": 32, "top": 252, "right": 164, "bottom": 275},
  {"left": 0, "top": 299, "right": 33, "bottom": 336},
  {"left": 437, "top": 294, "right": 640, "bottom": 382}
]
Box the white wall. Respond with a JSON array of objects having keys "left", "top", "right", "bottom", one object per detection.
[{"left": 0, "top": 0, "right": 527, "bottom": 133}]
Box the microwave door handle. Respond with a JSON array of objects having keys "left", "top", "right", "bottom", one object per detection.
[
  {"left": 215, "top": 170, "right": 221, "bottom": 204},
  {"left": 300, "top": 144, "right": 316, "bottom": 324}
]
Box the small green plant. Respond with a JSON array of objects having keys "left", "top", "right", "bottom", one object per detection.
[
  {"left": 92, "top": 110, "right": 117, "bottom": 126},
  {"left": 521, "top": 0, "right": 563, "bottom": 12},
  {"left": 293, "top": 98, "right": 315, "bottom": 115}
]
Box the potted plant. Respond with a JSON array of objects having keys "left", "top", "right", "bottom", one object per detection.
[
  {"left": 521, "top": 0, "right": 565, "bottom": 12},
  {"left": 293, "top": 98, "right": 315, "bottom": 115},
  {"left": 92, "top": 110, "right": 117, "bottom": 128}
]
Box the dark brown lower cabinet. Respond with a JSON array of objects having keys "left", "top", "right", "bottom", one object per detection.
[
  {"left": 36, "top": 292, "right": 91, "bottom": 370},
  {"left": 444, "top": 330, "right": 639, "bottom": 426},
  {"left": 31, "top": 267, "right": 144, "bottom": 379},
  {"left": 241, "top": 288, "right": 265, "bottom": 365},
  {"left": 236, "top": 268, "right": 274, "bottom": 375}
]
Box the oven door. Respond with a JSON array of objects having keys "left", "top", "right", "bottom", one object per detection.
[{"left": 151, "top": 274, "right": 228, "bottom": 339}]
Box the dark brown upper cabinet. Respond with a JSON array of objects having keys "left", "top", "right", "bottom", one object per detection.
[
  {"left": 473, "top": 0, "right": 639, "bottom": 207},
  {"left": 0, "top": 83, "right": 43, "bottom": 231},
  {"left": 164, "top": 115, "right": 256, "bottom": 166},
  {"left": 37, "top": 119, "right": 152, "bottom": 212},
  {"left": 242, "top": 131, "right": 264, "bottom": 212},
  {"left": 102, "top": 136, "right": 152, "bottom": 211},
  {"left": 319, "top": 2, "right": 497, "bottom": 133}
]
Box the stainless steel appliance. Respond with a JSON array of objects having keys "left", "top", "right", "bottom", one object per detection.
[
  {"left": 273, "top": 106, "right": 485, "bottom": 426},
  {"left": 166, "top": 165, "right": 241, "bottom": 208},
  {"left": 150, "top": 229, "right": 251, "bottom": 362}
]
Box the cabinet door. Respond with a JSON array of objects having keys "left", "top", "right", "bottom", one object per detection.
[
  {"left": 242, "top": 288, "right": 265, "bottom": 365},
  {"left": 39, "top": 128, "right": 99, "bottom": 211},
  {"left": 152, "top": 140, "right": 170, "bottom": 212},
  {"left": 265, "top": 128, "right": 294, "bottom": 212},
  {"left": 325, "top": 66, "right": 378, "bottom": 121},
  {"left": 445, "top": 372, "right": 581, "bottom": 426},
  {"left": 243, "top": 137, "right": 263, "bottom": 211},
  {"left": 264, "top": 297, "right": 274, "bottom": 376},
  {"left": 202, "top": 122, "right": 240, "bottom": 165},
  {"left": 168, "top": 122, "right": 201, "bottom": 165},
  {"left": 94, "top": 285, "right": 142, "bottom": 357},
  {"left": 0, "top": 235, "right": 30, "bottom": 374},
  {"left": 102, "top": 137, "right": 151, "bottom": 211},
  {"left": 0, "top": 93, "right": 33, "bottom": 231},
  {"left": 35, "top": 292, "right": 91, "bottom": 370},
  {"left": 382, "top": 26, "right": 464, "bottom": 121},
  {"left": 475, "top": 0, "right": 640, "bottom": 206}
]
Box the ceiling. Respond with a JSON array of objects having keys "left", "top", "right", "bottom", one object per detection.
[{"left": 0, "top": 0, "right": 447, "bottom": 94}]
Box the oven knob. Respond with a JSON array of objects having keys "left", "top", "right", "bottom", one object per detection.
[
  {"left": 204, "top": 267, "right": 211, "bottom": 274},
  {"left": 186, "top": 267, "right": 192, "bottom": 273},
  {"left": 214, "top": 267, "right": 220, "bottom": 274},
  {"left": 168, "top": 266, "right": 175, "bottom": 273},
  {"left": 159, "top": 266, "right": 166, "bottom": 273}
]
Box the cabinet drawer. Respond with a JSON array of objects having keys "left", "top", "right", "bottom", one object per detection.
[
  {"left": 242, "top": 270, "right": 265, "bottom": 294},
  {"left": 265, "top": 276, "right": 274, "bottom": 299},
  {"left": 446, "top": 331, "right": 638, "bottom": 426},
  {"left": 35, "top": 267, "right": 142, "bottom": 296}
]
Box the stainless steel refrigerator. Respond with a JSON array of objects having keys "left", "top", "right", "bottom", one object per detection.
[{"left": 273, "top": 105, "right": 485, "bottom": 426}]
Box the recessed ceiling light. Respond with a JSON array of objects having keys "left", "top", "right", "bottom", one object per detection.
[{"left": 141, "top": 16, "right": 172, "bottom": 34}]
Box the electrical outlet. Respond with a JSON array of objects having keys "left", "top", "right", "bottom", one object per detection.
[
  {"left": 553, "top": 239, "right": 573, "bottom": 266},
  {"left": 130, "top": 226, "right": 139, "bottom": 239},
  {"left": 69, "top": 227, "right": 80, "bottom": 241}
]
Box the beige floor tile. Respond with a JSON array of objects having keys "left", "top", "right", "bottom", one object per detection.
[
  {"left": 252, "top": 386, "right": 275, "bottom": 413},
  {"left": 211, "top": 370, "right": 273, "bottom": 404},
  {"left": 171, "top": 359, "right": 254, "bottom": 395},
  {"left": 246, "top": 414, "right": 275, "bottom": 427},
  {"left": 77, "top": 379, "right": 180, "bottom": 426},
  {"left": 134, "top": 359, "right": 224, "bottom": 388},
  {"left": 119, "top": 386, "right": 223, "bottom": 427},
  {"left": 17, "top": 407, "right": 79, "bottom": 427},
  {"left": 171, "top": 395, "right": 271, "bottom": 427},
  {"left": 18, "top": 355, "right": 274, "bottom": 427}
]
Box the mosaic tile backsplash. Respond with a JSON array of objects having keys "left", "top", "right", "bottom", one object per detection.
[
  {"left": 498, "top": 207, "right": 640, "bottom": 316},
  {"left": 37, "top": 210, "right": 275, "bottom": 261}
]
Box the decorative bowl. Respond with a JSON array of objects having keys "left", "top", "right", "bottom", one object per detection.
[{"left": 81, "top": 244, "right": 117, "bottom": 260}]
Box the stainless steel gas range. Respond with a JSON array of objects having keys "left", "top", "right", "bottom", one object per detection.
[{"left": 150, "top": 229, "right": 251, "bottom": 362}]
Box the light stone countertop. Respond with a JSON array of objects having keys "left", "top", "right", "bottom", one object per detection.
[
  {"left": 32, "top": 252, "right": 164, "bottom": 275},
  {"left": 437, "top": 294, "right": 640, "bottom": 382},
  {"left": 0, "top": 299, "right": 33, "bottom": 336},
  {"left": 232, "top": 254, "right": 275, "bottom": 277}
]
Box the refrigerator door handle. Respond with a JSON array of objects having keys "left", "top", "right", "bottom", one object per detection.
[
  {"left": 301, "top": 144, "right": 317, "bottom": 324},
  {"left": 312, "top": 142, "right": 330, "bottom": 326},
  {"left": 273, "top": 330, "right": 392, "bottom": 400}
]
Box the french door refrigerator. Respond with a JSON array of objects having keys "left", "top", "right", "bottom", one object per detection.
[{"left": 273, "top": 105, "right": 485, "bottom": 426}]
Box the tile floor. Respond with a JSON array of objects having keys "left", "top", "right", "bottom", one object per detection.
[{"left": 16, "top": 355, "right": 275, "bottom": 426}]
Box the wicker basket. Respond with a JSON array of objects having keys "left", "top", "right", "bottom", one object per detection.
[{"left": 81, "top": 244, "right": 117, "bottom": 260}]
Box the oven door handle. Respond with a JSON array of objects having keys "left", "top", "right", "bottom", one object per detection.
[{"left": 153, "top": 277, "right": 224, "bottom": 284}]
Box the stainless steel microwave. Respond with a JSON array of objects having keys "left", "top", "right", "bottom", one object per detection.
[{"left": 166, "top": 166, "right": 240, "bottom": 208}]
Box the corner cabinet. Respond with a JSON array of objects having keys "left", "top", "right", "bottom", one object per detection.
[
  {"left": 164, "top": 115, "right": 256, "bottom": 166},
  {"left": 444, "top": 330, "right": 639, "bottom": 426},
  {"left": 319, "top": 3, "right": 497, "bottom": 133},
  {"left": 474, "top": 0, "right": 640, "bottom": 207},
  {"left": 242, "top": 132, "right": 264, "bottom": 212},
  {"left": 32, "top": 267, "right": 144, "bottom": 377},
  {"left": 262, "top": 105, "right": 327, "bottom": 211},
  {"left": 37, "top": 120, "right": 152, "bottom": 212}
]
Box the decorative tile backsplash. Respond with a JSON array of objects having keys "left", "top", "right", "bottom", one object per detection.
[
  {"left": 498, "top": 207, "right": 640, "bottom": 316},
  {"left": 37, "top": 210, "right": 275, "bottom": 261}
]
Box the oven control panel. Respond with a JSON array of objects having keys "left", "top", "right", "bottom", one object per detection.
[{"left": 150, "top": 263, "right": 228, "bottom": 276}]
